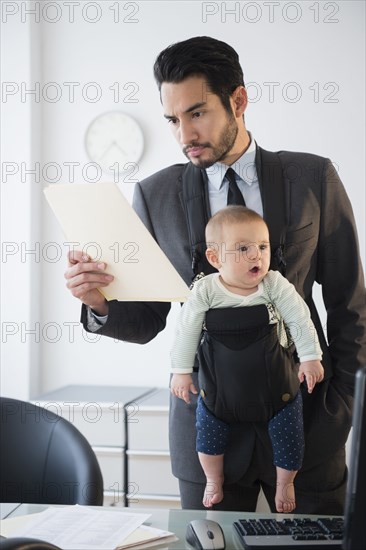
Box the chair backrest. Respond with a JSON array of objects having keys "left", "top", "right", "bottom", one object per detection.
[
  {"left": 0, "top": 397, "right": 103, "bottom": 505},
  {"left": 0, "top": 537, "right": 62, "bottom": 550}
]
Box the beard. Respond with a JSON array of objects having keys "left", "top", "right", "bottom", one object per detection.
[{"left": 183, "top": 112, "right": 238, "bottom": 169}]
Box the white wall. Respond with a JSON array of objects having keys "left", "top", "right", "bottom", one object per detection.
[
  {"left": 1, "top": 10, "right": 43, "bottom": 398},
  {"left": 1, "top": 1, "right": 365, "bottom": 399}
]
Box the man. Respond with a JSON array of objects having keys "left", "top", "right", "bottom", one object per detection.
[{"left": 65, "top": 36, "right": 366, "bottom": 513}]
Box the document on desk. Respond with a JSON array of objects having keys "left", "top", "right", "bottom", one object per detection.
[
  {"left": 2, "top": 505, "right": 176, "bottom": 549},
  {"left": 44, "top": 182, "right": 190, "bottom": 302}
]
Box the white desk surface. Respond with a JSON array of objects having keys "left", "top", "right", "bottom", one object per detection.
[{"left": 0, "top": 503, "right": 22, "bottom": 520}]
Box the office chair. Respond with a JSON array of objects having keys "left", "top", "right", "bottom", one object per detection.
[
  {"left": 0, "top": 537, "right": 61, "bottom": 550},
  {"left": 0, "top": 397, "right": 103, "bottom": 506}
]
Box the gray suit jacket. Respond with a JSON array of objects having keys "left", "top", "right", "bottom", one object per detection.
[{"left": 82, "top": 146, "right": 366, "bottom": 483}]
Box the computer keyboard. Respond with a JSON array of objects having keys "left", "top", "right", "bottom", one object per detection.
[{"left": 233, "top": 517, "right": 344, "bottom": 549}]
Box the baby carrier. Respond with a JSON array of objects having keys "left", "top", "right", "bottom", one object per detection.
[{"left": 197, "top": 304, "right": 300, "bottom": 423}]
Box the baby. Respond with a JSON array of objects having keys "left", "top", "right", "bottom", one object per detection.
[{"left": 170, "top": 206, "right": 324, "bottom": 512}]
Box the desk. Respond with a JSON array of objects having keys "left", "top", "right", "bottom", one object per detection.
[
  {"left": 2, "top": 503, "right": 341, "bottom": 549},
  {"left": 0, "top": 503, "right": 21, "bottom": 520}
]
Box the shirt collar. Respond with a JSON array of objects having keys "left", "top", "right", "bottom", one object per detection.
[{"left": 205, "top": 132, "right": 257, "bottom": 190}]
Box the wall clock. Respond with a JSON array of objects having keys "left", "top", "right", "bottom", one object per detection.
[{"left": 85, "top": 111, "right": 144, "bottom": 174}]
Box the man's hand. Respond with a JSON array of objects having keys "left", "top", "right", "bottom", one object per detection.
[
  {"left": 64, "top": 250, "right": 114, "bottom": 316},
  {"left": 298, "top": 360, "right": 324, "bottom": 393},
  {"left": 170, "top": 373, "right": 198, "bottom": 404}
]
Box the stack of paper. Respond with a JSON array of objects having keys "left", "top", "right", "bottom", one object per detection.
[
  {"left": 0, "top": 506, "right": 178, "bottom": 549},
  {"left": 117, "top": 524, "right": 178, "bottom": 549}
]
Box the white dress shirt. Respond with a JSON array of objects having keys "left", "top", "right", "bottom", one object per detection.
[{"left": 205, "top": 133, "right": 263, "bottom": 217}]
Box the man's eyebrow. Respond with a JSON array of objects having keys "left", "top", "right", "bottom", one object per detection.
[{"left": 163, "top": 101, "right": 207, "bottom": 119}]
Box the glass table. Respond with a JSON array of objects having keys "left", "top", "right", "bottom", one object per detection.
[{"left": 1, "top": 503, "right": 287, "bottom": 549}]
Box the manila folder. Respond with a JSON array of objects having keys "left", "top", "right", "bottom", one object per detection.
[{"left": 44, "top": 182, "right": 190, "bottom": 302}]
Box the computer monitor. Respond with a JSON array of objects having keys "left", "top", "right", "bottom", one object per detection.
[{"left": 343, "top": 366, "right": 366, "bottom": 550}]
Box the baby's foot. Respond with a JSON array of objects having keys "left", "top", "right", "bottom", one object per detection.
[
  {"left": 275, "top": 481, "right": 296, "bottom": 513},
  {"left": 203, "top": 479, "right": 224, "bottom": 508}
]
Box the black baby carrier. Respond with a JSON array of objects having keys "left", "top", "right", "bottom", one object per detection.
[{"left": 197, "top": 304, "right": 300, "bottom": 423}]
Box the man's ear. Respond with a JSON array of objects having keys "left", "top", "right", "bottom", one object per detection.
[
  {"left": 231, "top": 86, "right": 247, "bottom": 118},
  {"left": 206, "top": 246, "right": 221, "bottom": 269}
]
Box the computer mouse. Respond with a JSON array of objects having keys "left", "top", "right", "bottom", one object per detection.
[{"left": 186, "top": 519, "right": 226, "bottom": 550}]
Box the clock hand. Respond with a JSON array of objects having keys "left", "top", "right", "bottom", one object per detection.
[
  {"left": 99, "top": 141, "right": 128, "bottom": 162},
  {"left": 112, "top": 141, "right": 128, "bottom": 157}
]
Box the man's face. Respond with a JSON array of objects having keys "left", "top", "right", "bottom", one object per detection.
[{"left": 161, "top": 76, "right": 239, "bottom": 169}]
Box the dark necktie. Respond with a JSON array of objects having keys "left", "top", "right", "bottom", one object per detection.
[{"left": 226, "top": 167, "right": 246, "bottom": 206}]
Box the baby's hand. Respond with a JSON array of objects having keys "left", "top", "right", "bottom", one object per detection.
[
  {"left": 298, "top": 360, "right": 324, "bottom": 393},
  {"left": 170, "top": 373, "right": 198, "bottom": 404}
]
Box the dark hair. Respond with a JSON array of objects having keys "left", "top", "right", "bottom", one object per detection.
[{"left": 153, "top": 36, "right": 245, "bottom": 113}]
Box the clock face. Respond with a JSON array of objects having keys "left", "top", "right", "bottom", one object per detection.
[{"left": 85, "top": 111, "right": 144, "bottom": 173}]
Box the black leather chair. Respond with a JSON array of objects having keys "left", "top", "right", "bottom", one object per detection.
[
  {"left": 0, "top": 538, "right": 61, "bottom": 550},
  {"left": 0, "top": 397, "right": 103, "bottom": 505}
]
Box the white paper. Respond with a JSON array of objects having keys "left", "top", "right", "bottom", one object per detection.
[
  {"left": 12, "top": 506, "right": 151, "bottom": 550},
  {"left": 1, "top": 512, "right": 37, "bottom": 536},
  {"left": 116, "top": 524, "right": 178, "bottom": 549},
  {"left": 44, "top": 182, "right": 190, "bottom": 302}
]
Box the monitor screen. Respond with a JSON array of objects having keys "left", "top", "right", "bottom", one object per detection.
[{"left": 343, "top": 366, "right": 366, "bottom": 550}]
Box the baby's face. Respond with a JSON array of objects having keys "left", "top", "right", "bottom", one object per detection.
[{"left": 216, "top": 219, "right": 271, "bottom": 293}]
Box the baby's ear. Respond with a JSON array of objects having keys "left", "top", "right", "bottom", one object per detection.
[{"left": 206, "top": 245, "right": 221, "bottom": 268}]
